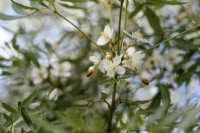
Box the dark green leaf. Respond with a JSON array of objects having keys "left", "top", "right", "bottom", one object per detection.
[
  {"left": 19, "top": 88, "right": 38, "bottom": 110},
  {"left": 101, "top": 92, "right": 108, "bottom": 101},
  {"left": 3, "top": 114, "right": 13, "bottom": 123},
  {"left": 1, "top": 103, "right": 17, "bottom": 114},
  {"left": 1, "top": 71, "right": 12, "bottom": 76},
  {"left": 145, "top": 6, "right": 164, "bottom": 43},
  {"left": 147, "top": 0, "right": 188, "bottom": 5},
  {"left": 21, "top": 107, "right": 33, "bottom": 128},
  {"left": 147, "top": 91, "right": 161, "bottom": 112}
]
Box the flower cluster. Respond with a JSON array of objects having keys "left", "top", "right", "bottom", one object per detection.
[{"left": 87, "top": 26, "right": 146, "bottom": 78}]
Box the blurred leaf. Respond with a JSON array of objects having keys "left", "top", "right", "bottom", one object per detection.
[
  {"left": 129, "top": 3, "right": 144, "bottom": 18},
  {"left": 0, "top": 13, "right": 25, "bottom": 20},
  {"left": 19, "top": 88, "right": 38, "bottom": 110},
  {"left": 60, "top": 0, "right": 95, "bottom": 2},
  {"left": 11, "top": 0, "right": 38, "bottom": 10},
  {"left": 147, "top": 91, "right": 161, "bottom": 112},
  {"left": 60, "top": 3, "right": 87, "bottom": 9},
  {"left": 147, "top": 0, "right": 188, "bottom": 5},
  {"left": 32, "top": 116, "right": 65, "bottom": 133},
  {"left": 101, "top": 92, "right": 108, "bottom": 101},
  {"left": 118, "top": 79, "right": 126, "bottom": 88},
  {"left": 12, "top": 4, "right": 28, "bottom": 15},
  {"left": 1, "top": 71, "right": 12, "bottom": 76},
  {"left": 1, "top": 103, "right": 17, "bottom": 114},
  {"left": 145, "top": 6, "right": 164, "bottom": 43},
  {"left": 174, "top": 39, "right": 198, "bottom": 50},
  {"left": 176, "top": 63, "right": 199, "bottom": 86},
  {"left": 3, "top": 114, "right": 13, "bottom": 123},
  {"left": 74, "top": 100, "right": 88, "bottom": 106},
  {"left": 56, "top": 108, "right": 84, "bottom": 130},
  {"left": 21, "top": 107, "right": 32, "bottom": 128},
  {"left": 86, "top": 116, "right": 105, "bottom": 132}
]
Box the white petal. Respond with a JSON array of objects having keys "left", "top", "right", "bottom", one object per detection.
[
  {"left": 97, "top": 35, "right": 110, "bottom": 46},
  {"left": 93, "top": 53, "right": 101, "bottom": 60},
  {"left": 104, "top": 25, "right": 113, "bottom": 39},
  {"left": 102, "top": 59, "right": 112, "bottom": 68},
  {"left": 106, "top": 68, "right": 115, "bottom": 77},
  {"left": 113, "top": 55, "right": 121, "bottom": 65},
  {"left": 115, "top": 66, "right": 125, "bottom": 75},
  {"left": 89, "top": 56, "right": 99, "bottom": 63},
  {"left": 98, "top": 64, "right": 106, "bottom": 73},
  {"left": 48, "top": 89, "right": 58, "bottom": 101},
  {"left": 126, "top": 47, "right": 135, "bottom": 55}
]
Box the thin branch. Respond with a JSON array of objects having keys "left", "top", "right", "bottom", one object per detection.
[
  {"left": 117, "top": 0, "right": 124, "bottom": 55},
  {"left": 143, "top": 23, "right": 200, "bottom": 53}
]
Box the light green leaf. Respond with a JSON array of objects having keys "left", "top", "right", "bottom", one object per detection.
[
  {"left": 0, "top": 13, "right": 25, "bottom": 20},
  {"left": 11, "top": 0, "right": 38, "bottom": 10}
]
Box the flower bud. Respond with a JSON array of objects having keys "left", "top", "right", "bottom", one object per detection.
[
  {"left": 128, "top": 42, "right": 133, "bottom": 47},
  {"left": 106, "top": 53, "right": 112, "bottom": 60},
  {"left": 141, "top": 78, "right": 149, "bottom": 85},
  {"left": 114, "top": 38, "right": 118, "bottom": 45},
  {"left": 123, "top": 54, "right": 129, "bottom": 60},
  {"left": 86, "top": 66, "right": 94, "bottom": 77},
  {"left": 123, "top": 41, "right": 127, "bottom": 51}
]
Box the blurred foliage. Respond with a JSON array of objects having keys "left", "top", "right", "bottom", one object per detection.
[{"left": 0, "top": 0, "right": 200, "bottom": 132}]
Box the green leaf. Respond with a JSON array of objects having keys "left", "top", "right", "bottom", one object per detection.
[
  {"left": 12, "top": 4, "right": 28, "bottom": 15},
  {"left": 1, "top": 103, "right": 17, "bottom": 114},
  {"left": 147, "top": 91, "right": 161, "bottom": 112},
  {"left": 145, "top": 6, "right": 164, "bottom": 43},
  {"left": 21, "top": 107, "right": 32, "bottom": 128},
  {"left": 19, "top": 88, "right": 38, "bottom": 110},
  {"left": 60, "top": 3, "right": 87, "bottom": 10},
  {"left": 11, "top": 0, "right": 38, "bottom": 10},
  {"left": 147, "top": 0, "right": 188, "bottom": 5},
  {"left": 0, "top": 13, "right": 25, "bottom": 20},
  {"left": 1, "top": 71, "right": 12, "bottom": 76},
  {"left": 60, "top": 0, "right": 87, "bottom": 1},
  {"left": 101, "top": 92, "right": 108, "bottom": 101},
  {"left": 3, "top": 114, "right": 13, "bottom": 123},
  {"left": 159, "top": 85, "right": 170, "bottom": 107},
  {"left": 56, "top": 108, "right": 84, "bottom": 130}
]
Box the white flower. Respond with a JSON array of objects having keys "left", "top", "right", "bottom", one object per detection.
[
  {"left": 97, "top": 25, "right": 113, "bottom": 46},
  {"left": 167, "top": 48, "right": 183, "bottom": 64},
  {"left": 132, "top": 30, "right": 148, "bottom": 43},
  {"left": 102, "top": 55, "right": 125, "bottom": 77},
  {"left": 89, "top": 53, "right": 105, "bottom": 73},
  {"left": 31, "top": 66, "right": 48, "bottom": 85},
  {"left": 122, "top": 47, "right": 145, "bottom": 71},
  {"left": 51, "top": 62, "right": 71, "bottom": 77},
  {"left": 123, "top": 30, "right": 148, "bottom": 43}
]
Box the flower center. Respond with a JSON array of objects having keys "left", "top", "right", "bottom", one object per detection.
[{"left": 112, "top": 65, "right": 115, "bottom": 69}]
